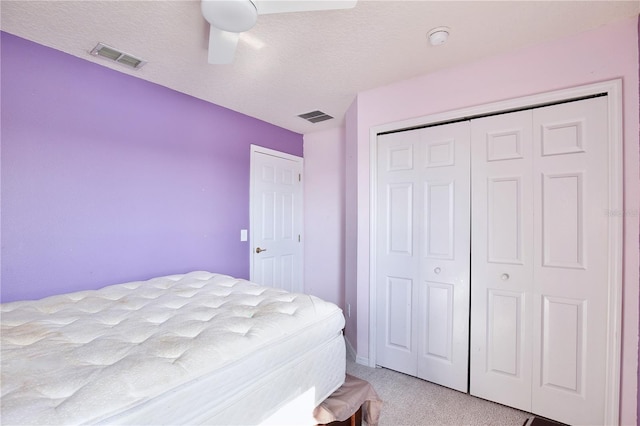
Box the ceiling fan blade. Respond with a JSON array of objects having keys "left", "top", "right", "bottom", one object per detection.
[
  {"left": 207, "top": 25, "right": 240, "bottom": 64},
  {"left": 254, "top": 0, "right": 357, "bottom": 15}
]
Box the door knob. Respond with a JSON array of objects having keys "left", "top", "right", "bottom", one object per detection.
[
  {"left": 255, "top": 247, "right": 267, "bottom": 254},
  {"left": 501, "top": 273, "right": 510, "bottom": 281}
]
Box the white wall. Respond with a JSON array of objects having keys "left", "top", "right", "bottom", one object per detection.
[
  {"left": 303, "top": 127, "right": 346, "bottom": 308},
  {"left": 348, "top": 17, "right": 639, "bottom": 425}
]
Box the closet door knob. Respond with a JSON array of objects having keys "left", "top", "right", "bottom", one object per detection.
[
  {"left": 501, "top": 273, "right": 510, "bottom": 281},
  {"left": 434, "top": 267, "right": 441, "bottom": 274}
]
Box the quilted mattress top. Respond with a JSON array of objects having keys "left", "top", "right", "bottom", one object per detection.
[{"left": 0, "top": 271, "right": 343, "bottom": 425}]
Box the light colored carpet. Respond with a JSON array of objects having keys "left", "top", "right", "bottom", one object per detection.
[{"left": 346, "top": 357, "right": 531, "bottom": 426}]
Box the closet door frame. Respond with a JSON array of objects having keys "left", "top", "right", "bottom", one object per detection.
[{"left": 367, "top": 79, "right": 623, "bottom": 425}]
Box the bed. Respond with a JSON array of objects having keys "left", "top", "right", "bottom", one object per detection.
[{"left": 0, "top": 271, "right": 346, "bottom": 425}]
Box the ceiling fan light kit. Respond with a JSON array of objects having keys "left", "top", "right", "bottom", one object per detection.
[
  {"left": 201, "top": 0, "right": 258, "bottom": 33},
  {"left": 201, "top": 0, "right": 357, "bottom": 65}
]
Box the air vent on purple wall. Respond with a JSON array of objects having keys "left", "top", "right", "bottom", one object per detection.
[
  {"left": 297, "top": 110, "right": 334, "bottom": 123},
  {"left": 89, "top": 43, "right": 146, "bottom": 70}
]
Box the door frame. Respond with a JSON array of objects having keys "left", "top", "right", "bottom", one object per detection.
[
  {"left": 249, "top": 144, "right": 304, "bottom": 289},
  {"left": 367, "top": 79, "right": 623, "bottom": 424}
]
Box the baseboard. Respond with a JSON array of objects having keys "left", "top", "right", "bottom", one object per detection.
[
  {"left": 344, "top": 335, "right": 357, "bottom": 361},
  {"left": 355, "top": 355, "right": 369, "bottom": 366},
  {"left": 343, "top": 334, "right": 371, "bottom": 366}
]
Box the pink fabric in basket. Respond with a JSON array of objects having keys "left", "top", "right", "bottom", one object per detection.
[{"left": 314, "top": 374, "right": 382, "bottom": 426}]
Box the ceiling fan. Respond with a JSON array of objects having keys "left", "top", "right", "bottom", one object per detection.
[{"left": 201, "top": 0, "right": 357, "bottom": 64}]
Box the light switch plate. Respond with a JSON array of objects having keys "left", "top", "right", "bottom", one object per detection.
[{"left": 240, "top": 229, "right": 248, "bottom": 241}]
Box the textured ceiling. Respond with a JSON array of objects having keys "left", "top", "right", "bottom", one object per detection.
[{"left": 1, "top": 0, "right": 638, "bottom": 134}]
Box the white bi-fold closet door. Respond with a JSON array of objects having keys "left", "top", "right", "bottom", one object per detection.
[
  {"left": 375, "top": 96, "right": 610, "bottom": 425},
  {"left": 470, "top": 96, "right": 610, "bottom": 425},
  {"left": 375, "top": 121, "right": 471, "bottom": 393}
]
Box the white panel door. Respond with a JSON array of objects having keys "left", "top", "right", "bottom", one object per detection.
[
  {"left": 250, "top": 147, "right": 303, "bottom": 293},
  {"left": 376, "top": 129, "right": 420, "bottom": 376},
  {"left": 471, "top": 96, "right": 610, "bottom": 425},
  {"left": 376, "top": 122, "right": 470, "bottom": 392},
  {"left": 531, "top": 96, "right": 609, "bottom": 425},
  {"left": 416, "top": 123, "right": 470, "bottom": 392},
  {"left": 470, "top": 110, "right": 534, "bottom": 412}
]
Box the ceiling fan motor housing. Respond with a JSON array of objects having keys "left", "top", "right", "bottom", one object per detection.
[{"left": 201, "top": 0, "right": 258, "bottom": 33}]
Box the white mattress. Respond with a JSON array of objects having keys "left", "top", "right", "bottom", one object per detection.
[{"left": 1, "top": 271, "right": 346, "bottom": 425}]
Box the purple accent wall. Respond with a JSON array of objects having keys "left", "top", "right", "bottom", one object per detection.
[{"left": 0, "top": 32, "right": 303, "bottom": 302}]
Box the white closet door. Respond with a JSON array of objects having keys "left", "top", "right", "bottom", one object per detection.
[
  {"left": 471, "top": 96, "right": 610, "bottom": 425},
  {"left": 470, "top": 110, "right": 534, "bottom": 412},
  {"left": 376, "top": 122, "right": 470, "bottom": 392},
  {"left": 416, "top": 123, "right": 470, "bottom": 392},
  {"left": 531, "top": 96, "right": 609, "bottom": 425},
  {"left": 376, "top": 129, "right": 420, "bottom": 376}
]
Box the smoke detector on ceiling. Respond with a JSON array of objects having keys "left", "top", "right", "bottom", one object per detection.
[
  {"left": 89, "top": 43, "right": 146, "bottom": 70},
  {"left": 428, "top": 27, "right": 450, "bottom": 46}
]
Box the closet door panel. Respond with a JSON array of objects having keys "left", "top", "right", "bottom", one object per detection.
[
  {"left": 486, "top": 289, "right": 524, "bottom": 376},
  {"left": 376, "top": 122, "right": 470, "bottom": 392},
  {"left": 387, "top": 183, "right": 414, "bottom": 256},
  {"left": 416, "top": 123, "right": 470, "bottom": 393},
  {"left": 540, "top": 296, "right": 585, "bottom": 391},
  {"left": 424, "top": 181, "right": 454, "bottom": 259},
  {"left": 541, "top": 172, "right": 585, "bottom": 268},
  {"left": 531, "top": 96, "right": 609, "bottom": 425},
  {"left": 470, "top": 110, "right": 534, "bottom": 412},
  {"left": 376, "top": 131, "right": 420, "bottom": 376},
  {"left": 385, "top": 276, "right": 414, "bottom": 351},
  {"left": 421, "top": 281, "right": 453, "bottom": 359},
  {"left": 487, "top": 176, "right": 523, "bottom": 264}
]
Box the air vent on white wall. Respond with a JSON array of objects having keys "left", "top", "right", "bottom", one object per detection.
[
  {"left": 297, "top": 110, "right": 334, "bottom": 123},
  {"left": 89, "top": 43, "right": 146, "bottom": 70}
]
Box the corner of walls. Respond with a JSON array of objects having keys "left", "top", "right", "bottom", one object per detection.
[
  {"left": 344, "top": 97, "right": 359, "bottom": 354},
  {"left": 302, "top": 126, "right": 345, "bottom": 307}
]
